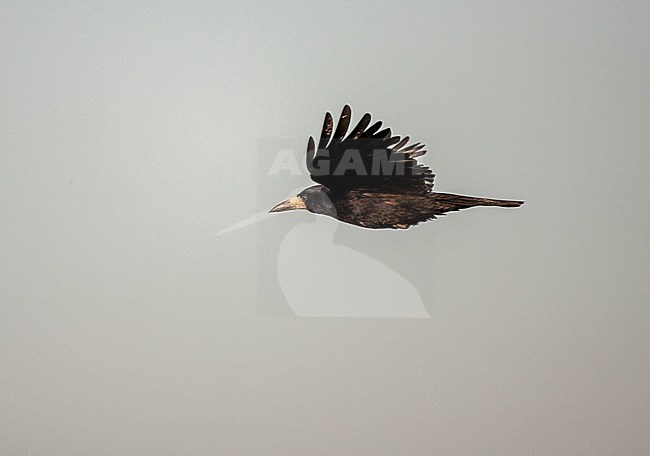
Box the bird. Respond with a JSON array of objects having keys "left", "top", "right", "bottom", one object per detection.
[{"left": 270, "top": 106, "right": 523, "bottom": 229}]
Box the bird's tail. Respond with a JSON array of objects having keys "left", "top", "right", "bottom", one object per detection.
[{"left": 432, "top": 192, "right": 524, "bottom": 215}]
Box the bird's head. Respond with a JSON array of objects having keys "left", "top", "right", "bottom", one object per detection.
[{"left": 269, "top": 185, "right": 336, "bottom": 217}]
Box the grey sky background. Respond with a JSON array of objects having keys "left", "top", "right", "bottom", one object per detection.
[{"left": 2, "top": 1, "right": 649, "bottom": 454}]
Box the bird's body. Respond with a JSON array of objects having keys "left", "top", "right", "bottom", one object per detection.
[
  {"left": 270, "top": 106, "right": 523, "bottom": 229},
  {"left": 292, "top": 185, "right": 522, "bottom": 229}
]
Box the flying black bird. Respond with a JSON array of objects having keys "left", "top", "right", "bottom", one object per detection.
[{"left": 270, "top": 106, "right": 523, "bottom": 229}]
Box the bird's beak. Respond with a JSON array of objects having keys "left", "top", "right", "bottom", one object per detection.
[{"left": 269, "top": 196, "right": 306, "bottom": 213}]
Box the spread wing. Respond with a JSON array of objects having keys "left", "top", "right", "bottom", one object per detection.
[{"left": 305, "top": 105, "right": 434, "bottom": 195}]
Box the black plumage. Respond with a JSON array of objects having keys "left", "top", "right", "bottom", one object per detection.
[{"left": 270, "top": 106, "right": 523, "bottom": 229}]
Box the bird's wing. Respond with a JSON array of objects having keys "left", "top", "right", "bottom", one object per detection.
[{"left": 305, "top": 105, "right": 434, "bottom": 195}]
